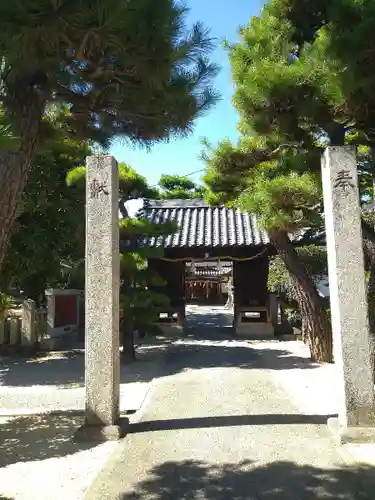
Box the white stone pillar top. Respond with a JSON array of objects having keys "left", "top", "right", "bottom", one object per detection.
[{"left": 45, "top": 288, "right": 82, "bottom": 296}]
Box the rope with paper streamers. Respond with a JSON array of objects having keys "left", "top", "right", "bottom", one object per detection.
[{"left": 159, "top": 247, "right": 268, "bottom": 263}]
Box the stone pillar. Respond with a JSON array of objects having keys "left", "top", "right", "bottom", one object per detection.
[
  {"left": 9, "top": 315, "right": 20, "bottom": 345},
  {"left": 21, "top": 299, "right": 36, "bottom": 347},
  {"left": 76, "top": 155, "right": 124, "bottom": 442},
  {"left": 0, "top": 317, "right": 5, "bottom": 345},
  {"left": 322, "top": 146, "right": 375, "bottom": 444}
]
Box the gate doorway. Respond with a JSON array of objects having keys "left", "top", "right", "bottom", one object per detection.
[{"left": 184, "top": 260, "right": 234, "bottom": 332}]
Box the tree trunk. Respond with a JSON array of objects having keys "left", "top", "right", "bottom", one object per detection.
[
  {"left": 361, "top": 218, "right": 375, "bottom": 331},
  {"left": 0, "top": 80, "right": 45, "bottom": 271},
  {"left": 365, "top": 145, "right": 375, "bottom": 336},
  {"left": 121, "top": 326, "right": 136, "bottom": 362},
  {"left": 269, "top": 230, "right": 333, "bottom": 363},
  {"left": 361, "top": 218, "right": 375, "bottom": 380}
]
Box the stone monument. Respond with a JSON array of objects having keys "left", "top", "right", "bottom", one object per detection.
[
  {"left": 76, "top": 155, "right": 126, "bottom": 441},
  {"left": 322, "top": 146, "right": 375, "bottom": 443},
  {"left": 44, "top": 288, "right": 81, "bottom": 349},
  {"left": 21, "top": 299, "right": 36, "bottom": 347}
]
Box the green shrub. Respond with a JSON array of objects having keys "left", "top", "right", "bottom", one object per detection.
[
  {"left": 0, "top": 292, "right": 12, "bottom": 318},
  {"left": 268, "top": 245, "right": 327, "bottom": 302}
]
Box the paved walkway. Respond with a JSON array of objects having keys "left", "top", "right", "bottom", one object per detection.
[{"left": 85, "top": 330, "right": 375, "bottom": 500}]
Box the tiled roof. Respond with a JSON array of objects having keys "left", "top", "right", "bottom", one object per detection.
[{"left": 142, "top": 199, "right": 269, "bottom": 249}]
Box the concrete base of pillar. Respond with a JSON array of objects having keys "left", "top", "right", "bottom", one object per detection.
[
  {"left": 40, "top": 329, "right": 78, "bottom": 351},
  {"left": 75, "top": 417, "right": 129, "bottom": 442},
  {"left": 235, "top": 322, "right": 274, "bottom": 338},
  {"left": 327, "top": 417, "right": 375, "bottom": 445},
  {"left": 276, "top": 327, "right": 302, "bottom": 341}
]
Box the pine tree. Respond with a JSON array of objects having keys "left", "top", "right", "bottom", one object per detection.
[
  {"left": 1, "top": 108, "right": 90, "bottom": 301},
  {"left": 119, "top": 217, "right": 176, "bottom": 360},
  {"left": 157, "top": 174, "right": 206, "bottom": 199},
  {"left": 0, "top": 0, "right": 219, "bottom": 271},
  {"left": 203, "top": 138, "right": 332, "bottom": 362},
  {"left": 203, "top": 0, "right": 375, "bottom": 362}
]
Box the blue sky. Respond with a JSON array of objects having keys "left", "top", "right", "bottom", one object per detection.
[{"left": 110, "top": 0, "right": 264, "bottom": 189}]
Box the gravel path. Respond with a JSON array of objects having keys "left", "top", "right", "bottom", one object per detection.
[
  {"left": 2, "top": 306, "right": 375, "bottom": 500},
  {"left": 0, "top": 341, "right": 171, "bottom": 500},
  {"left": 85, "top": 331, "right": 375, "bottom": 500},
  {"left": 0, "top": 342, "right": 171, "bottom": 414}
]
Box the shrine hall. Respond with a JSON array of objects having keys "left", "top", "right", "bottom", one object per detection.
[{"left": 137, "top": 198, "right": 285, "bottom": 336}]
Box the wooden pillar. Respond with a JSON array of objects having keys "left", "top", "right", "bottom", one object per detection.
[
  {"left": 232, "top": 261, "right": 241, "bottom": 326},
  {"left": 269, "top": 293, "right": 278, "bottom": 327},
  {"left": 149, "top": 258, "right": 186, "bottom": 326},
  {"left": 233, "top": 257, "right": 269, "bottom": 307}
]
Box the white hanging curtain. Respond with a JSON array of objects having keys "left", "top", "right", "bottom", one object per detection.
[
  {"left": 191, "top": 259, "right": 196, "bottom": 274},
  {"left": 217, "top": 259, "right": 222, "bottom": 273}
]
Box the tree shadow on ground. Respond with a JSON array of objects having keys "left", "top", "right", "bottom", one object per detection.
[
  {"left": 164, "top": 331, "right": 321, "bottom": 379},
  {"left": 185, "top": 307, "right": 234, "bottom": 331},
  {"left": 0, "top": 412, "right": 96, "bottom": 467},
  {"left": 120, "top": 459, "right": 375, "bottom": 499},
  {"left": 0, "top": 351, "right": 85, "bottom": 387},
  {"left": 0, "top": 319, "right": 320, "bottom": 389},
  {"left": 0, "top": 341, "right": 170, "bottom": 387}
]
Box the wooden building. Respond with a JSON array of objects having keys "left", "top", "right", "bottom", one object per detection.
[
  {"left": 140, "top": 199, "right": 279, "bottom": 335},
  {"left": 185, "top": 261, "right": 232, "bottom": 304}
]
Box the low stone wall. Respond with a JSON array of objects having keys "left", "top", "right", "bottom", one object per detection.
[
  {"left": 235, "top": 321, "right": 274, "bottom": 338},
  {"left": 0, "top": 301, "right": 47, "bottom": 353}
]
